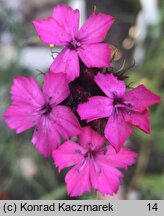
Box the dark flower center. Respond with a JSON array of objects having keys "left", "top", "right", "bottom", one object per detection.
[
  {"left": 84, "top": 150, "right": 95, "bottom": 159},
  {"left": 40, "top": 103, "right": 52, "bottom": 115},
  {"left": 113, "top": 97, "right": 133, "bottom": 116},
  {"left": 68, "top": 39, "right": 81, "bottom": 50},
  {"left": 75, "top": 146, "right": 96, "bottom": 160},
  {"left": 113, "top": 97, "right": 123, "bottom": 106}
]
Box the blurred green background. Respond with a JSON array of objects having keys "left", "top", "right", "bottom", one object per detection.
[{"left": 0, "top": 0, "right": 163, "bottom": 200}]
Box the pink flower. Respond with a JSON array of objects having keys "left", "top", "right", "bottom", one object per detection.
[
  {"left": 77, "top": 73, "right": 160, "bottom": 152},
  {"left": 3, "top": 73, "right": 81, "bottom": 157},
  {"left": 32, "top": 4, "right": 114, "bottom": 81},
  {"left": 53, "top": 126, "right": 137, "bottom": 197}
]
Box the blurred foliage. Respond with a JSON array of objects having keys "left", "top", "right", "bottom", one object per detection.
[
  {"left": 125, "top": 0, "right": 164, "bottom": 199},
  {"left": 128, "top": 0, "right": 164, "bottom": 152},
  {"left": 139, "top": 175, "right": 164, "bottom": 199}
]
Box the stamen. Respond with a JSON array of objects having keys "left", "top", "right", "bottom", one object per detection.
[
  {"left": 69, "top": 39, "right": 81, "bottom": 50},
  {"left": 84, "top": 150, "right": 95, "bottom": 159},
  {"left": 112, "top": 96, "right": 133, "bottom": 117},
  {"left": 40, "top": 103, "right": 52, "bottom": 115}
]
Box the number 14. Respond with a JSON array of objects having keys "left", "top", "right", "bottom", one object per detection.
[{"left": 147, "top": 203, "right": 158, "bottom": 211}]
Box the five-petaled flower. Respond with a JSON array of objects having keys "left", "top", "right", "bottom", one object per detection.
[
  {"left": 77, "top": 73, "right": 161, "bottom": 152},
  {"left": 32, "top": 4, "right": 114, "bottom": 81},
  {"left": 3, "top": 73, "right": 81, "bottom": 157},
  {"left": 53, "top": 126, "right": 137, "bottom": 196}
]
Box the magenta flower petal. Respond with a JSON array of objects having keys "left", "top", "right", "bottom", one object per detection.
[
  {"left": 33, "top": 4, "right": 114, "bottom": 79},
  {"left": 43, "top": 73, "right": 70, "bottom": 105},
  {"left": 52, "top": 4, "right": 79, "bottom": 37},
  {"left": 50, "top": 48, "right": 80, "bottom": 81},
  {"left": 3, "top": 103, "right": 38, "bottom": 134},
  {"left": 53, "top": 140, "right": 86, "bottom": 171},
  {"left": 53, "top": 127, "right": 137, "bottom": 196},
  {"left": 32, "top": 18, "right": 71, "bottom": 45},
  {"left": 78, "top": 73, "right": 160, "bottom": 151},
  {"left": 77, "top": 13, "right": 114, "bottom": 43},
  {"left": 78, "top": 126, "right": 105, "bottom": 150},
  {"left": 124, "top": 109, "right": 151, "bottom": 134},
  {"left": 105, "top": 114, "right": 133, "bottom": 152},
  {"left": 3, "top": 76, "right": 44, "bottom": 133},
  {"left": 124, "top": 85, "right": 161, "bottom": 112},
  {"left": 78, "top": 43, "right": 110, "bottom": 68},
  {"left": 10, "top": 76, "right": 44, "bottom": 106},
  {"left": 4, "top": 73, "right": 81, "bottom": 157},
  {"left": 77, "top": 96, "right": 113, "bottom": 122},
  {"left": 52, "top": 105, "right": 82, "bottom": 139},
  {"left": 95, "top": 73, "right": 126, "bottom": 98},
  {"left": 96, "top": 146, "right": 137, "bottom": 170},
  {"left": 32, "top": 104, "right": 81, "bottom": 157},
  {"left": 90, "top": 161, "right": 123, "bottom": 195},
  {"left": 32, "top": 117, "right": 61, "bottom": 157},
  {"left": 65, "top": 163, "right": 91, "bottom": 197}
]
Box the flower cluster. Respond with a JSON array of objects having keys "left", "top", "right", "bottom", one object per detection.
[{"left": 3, "top": 4, "right": 160, "bottom": 197}]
